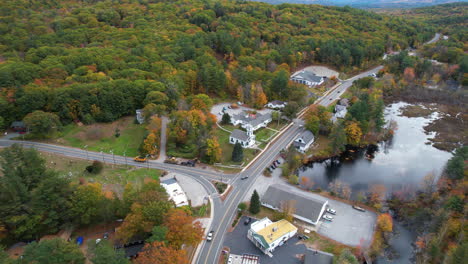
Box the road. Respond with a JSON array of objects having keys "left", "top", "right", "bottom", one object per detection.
[{"left": 425, "top": 33, "right": 441, "bottom": 45}]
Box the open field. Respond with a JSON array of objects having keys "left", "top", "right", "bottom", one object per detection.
[{"left": 49, "top": 117, "right": 146, "bottom": 157}]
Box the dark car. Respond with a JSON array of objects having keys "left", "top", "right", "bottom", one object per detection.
[
  {"left": 275, "top": 159, "right": 281, "bottom": 165},
  {"left": 270, "top": 165, "right": 275, "bottom": 170},
  {"left": 241, "top": 176, "right": 248, "bottom": 180},
  {"left": 244, "top": 217, "right": 252, "bottom": 225}
]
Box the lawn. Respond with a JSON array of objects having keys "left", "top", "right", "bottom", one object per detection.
[
  {"left": 39, "top": 151, "right": 161, "bottom": 186},
  {"left": 305, "top": 231, "right": 353, "bottom": 256},
  {"left": 50, "top": 117, "right": 146, "bottom": 157},
  {"left": 305, "top": 136, "right": 332, "bottom": 158},
  {"left": 255, "top": 128, "right": 277, "bottom": 142}
]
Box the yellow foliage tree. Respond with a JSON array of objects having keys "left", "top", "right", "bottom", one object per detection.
[
  {"left": 345, "top": 121, "right": 362, "bottom": 145},
  {"left": 142, "top": 132, "right": 158, "bottom": 156},
  {"left": 377, "top": 213, "right": 393, "bottom": 232},
  {"left": 205, "top": 137, "right": 222, "bottom": 164}
]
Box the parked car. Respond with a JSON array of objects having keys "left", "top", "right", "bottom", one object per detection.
[
  {"left": 326, "top": 208, "right": 336, "bottom": 215},
  {"left": 270, "top": 165, "right": 275, "bottom": 170},
  {"left": 244, "top": 217, "right": 252, "bottom": 225},
  {"left": 323, "top": 214, "right": 333, "bottom": 221},
  {"left": 103, "top": 232, "right": 109, "bottom": 240},
  {"left": 275, "top": 159, "right": 281, "bottom": 165},
  {"left": 271, "top": 163, "right": 277, "bottom": 169},
  {"left": 133, "top": 156, "right": 147, "bottom": 162},
  {"left": 207, "top": 231, "right": 214, "bottom": 241},
  {"left": 241, "top": 176, "right": 248, "bottom": 180},
  {"left": 352, "top": 205, "right": 366, "bottom": 212},
  {"left": 228, "top": 256, "right": 233, "bottom": 264}
]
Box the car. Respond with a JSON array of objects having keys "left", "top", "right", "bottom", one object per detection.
[
  {"left": 326, "top": 208, "right": 336, "bottom": 215},
  {"left": 228, "top": 256, "right": 233, "bottom": 264},
  {"left": 271, "top": 164, "right": 277, "bottom": 169},
  {"left": 219, "top": 111, "right": 223, "bottom": 115},
  {"left": 352, "top": 205, "right": 366, "bottom": 212},
  {"left": 103, "top": 232, "right": 109, "bottom": 240},
  {"left": 275, "top": 159, "right": 281, "bottom": 165},
  {"left": 270, "top": 165, "right": 275, "bottom": 170},
  {"left": 133, "top": 156, "right": 147, "bottom": 162},
  {"left": 322, "top": 214, "right": 333, "bottom": 221},
  {"left": 337, "top": 90, "right": 341, "bottom": 93},
  {"left": 228, "top": 106, "right": 232, "bottom": 109},
  {"left": 244, "top": 217, "right": 252, "bottom": 225},
  {"left": 241, "top": 176, "right": 248, "bottom": 180},
  {"left": 329, "top": 98, "right": 332, "bottom": 100},
  {"left": 207, "top": 231, "right": 214, "bottom": 241}
]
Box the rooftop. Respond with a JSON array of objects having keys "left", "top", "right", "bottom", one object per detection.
[
  {"left": 230, "top": 129, "right": 250, "bottom": 142},
  {"left": 233, "top": 111, "right": 271, "bottom": 128},
  {"left": 291, "top": 70, "right": 323, "bottom": 83},
  {"left": 294, "top": 130, "right": 315, "bottom": 148},
  {"left": 261, "top": 184, "right": 327, "bottom": 225},
  {"left": 160, "top": 178, "right": 189, "bottom": 207},
  {"left": 256, "top": 219, "right": 297, "bottom": 245}
]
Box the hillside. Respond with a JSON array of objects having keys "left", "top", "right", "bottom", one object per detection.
[
  {"left": 0, "top": 0, "right": 433, "bottom": 126},
  {"left": 249, "top": 0, "right": 467, "bottom": 9}
]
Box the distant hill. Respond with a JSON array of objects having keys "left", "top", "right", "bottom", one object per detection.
[{"left": 249, "top": 0, "right": 468, "bottom": 9}]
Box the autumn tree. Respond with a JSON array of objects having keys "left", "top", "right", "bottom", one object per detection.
[
  {"left": 140, "top": 132, "right": 158, "bottom": 156},
  {"left": 88, "top": 240, "right": 129, "bottom": 264},
  {"left": 134, "top": 241, "right": 188, "bottom": 264},
  {"left": 377, "top": 213, "right": 393, "bottom": 232},
  {"left": 163, "top": 208, "right": 203, "bottom": 249},
  {"left": 336, "top": 249, "right": 359, "bottom": 264},
  {"left": 70, "top": 183, "right": 106, "bottom": 226},
  {"left": 205, "top": 137, "right": 222, "bottom": 164},
  {"left": 345, "top": 121, "right": 362, "bottom": 146},
  {"left": 249, "top": 190, "right": 260, "bottom": 214},
  {"left": 329, "top": 122, "right": 347, "bottom": 154}
]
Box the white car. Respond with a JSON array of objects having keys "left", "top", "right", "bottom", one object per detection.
[
  {"left": 326, "top": 208, "right": 336, "bottom": 215},
  {"left": 207, "top": 231, "right": 214, "bottom": 241},
  {"left": 228, "top": 256, "right": 233, "bottom": 264},
  {"left": 323, "top": 214, "right": 333, "bottom": 221}
]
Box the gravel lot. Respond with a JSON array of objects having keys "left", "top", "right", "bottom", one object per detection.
[
  {"left": 318, "top": 200, "right": 376, "bottom": 247},
  {"left": 211, "top": 103, "right": 273, "bottom": 122}
]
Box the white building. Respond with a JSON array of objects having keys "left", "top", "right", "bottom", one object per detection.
[
  {"left": 293, "top": 130, "right": 315, "bottom": 153},
  {"left": 290, "top": 70, "right": 324, "bottom": 87},
  {"left": 261, "top": 184, "right": 328, "bottom": 226},
  {"left": 247, "top": 217, "right": 297, "bottom": 256},
  {"left": 135, "top": 109, "right": 144, "bottom": 124},
  {"left": 266, "top": 100, "right": 287, "bottom": 109},
  {"left": 229, "top": 126, "right": 255, "bottom": 148},
  {"left": 231, "top": 111, "right": 272, "bottom": 131},
  {"left": 160, "top": 178, "right": 189, "bottom": 207}
]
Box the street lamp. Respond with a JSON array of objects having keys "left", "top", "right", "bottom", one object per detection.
[{"left": 84, "top": 145, "right": 89, "bottom": 160}]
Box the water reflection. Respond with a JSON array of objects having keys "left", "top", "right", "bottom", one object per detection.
[{"left": 298, "top": 102, "right": 452, "bottom": 194}]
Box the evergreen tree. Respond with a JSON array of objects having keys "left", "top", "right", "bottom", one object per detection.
[
  {"left": 329, "top": 122, "right": 347, "bottom": 154},
  {"left": 249, "top": 190, "right": 260, "bottom": 214},
  {"left": 231, "top": 142, "right": 243, "bottom": 162},
  {"left": 221, "top": 113, "right": 231, "bottom": 125}
]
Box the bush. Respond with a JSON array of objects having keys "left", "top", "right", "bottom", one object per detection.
[
  {"left": 86, "top": 160, "right": 104, "bottom": 174},
  {"left": 238, "top": 202, "right": 247, "bottom": 212}
]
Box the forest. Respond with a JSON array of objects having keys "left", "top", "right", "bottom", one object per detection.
[{"left": 0, "top": 0, "right": 434, "bottom": 129}]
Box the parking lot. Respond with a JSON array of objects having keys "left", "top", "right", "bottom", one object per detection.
[
  {"left": 224, "top": 216, "right": 307, "bottom": 264},
  {"left": 318, "top": 200, "right": 376, "bottom": 247},
  {"left": 211, "top": 103, "right": 273, "bottom": 122}
]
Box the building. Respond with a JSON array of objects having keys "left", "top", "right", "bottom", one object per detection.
[
  {"left": 228, "top": 254, "right": 260, "bottom": 264},
  {"left": 290, "top": 70, "right": 324, "bottom": 87},
  {"left": 261, "top": 184, "right": 328, "bottom": 226},
  {"left": 303, "top": 249, "right": 334, "bottom": 264},
  {"left": 334, "top": 104, "right": 347, "bottom": 119},
  {"left": 293, "top": 130, "right": 315, "bottom": 153},
  {"left": 135, "top": 109, "right": 144, "bottom": 124},
  {"left": 266, "top": 100, "right": 287, "bottom": 109},
  {"left": 160, "top": 178, "right": 189, "bottom": 207},
  {"left": 10, "top": 121, "right": 26, "bottom": 132},
  {"left": 247, "top": 217, "right": 297, "bottom": 256},
  {"left": 229, "top": 127, "right": 255, "bottom": 148},
  {"left": 231, "top": 111, "right": 272, "bottom": 131}
]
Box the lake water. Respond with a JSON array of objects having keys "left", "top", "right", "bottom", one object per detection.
[{"left": 298, "top": 102, "right": 452, "bottom": 194}]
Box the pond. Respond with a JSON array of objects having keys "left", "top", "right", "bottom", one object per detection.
[{"left": 298, "top": 102, "right": 452, "bottom": 195}]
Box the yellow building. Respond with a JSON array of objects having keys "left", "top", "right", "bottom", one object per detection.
[{"left": 247, "top": 217, "right": 297, "bottom": 256}]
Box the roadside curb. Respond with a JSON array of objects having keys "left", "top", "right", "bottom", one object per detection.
[{"left": 191, "top": 195, "right": 214, "bottom": 264}]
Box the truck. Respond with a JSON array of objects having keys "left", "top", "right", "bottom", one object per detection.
[{"left": 164, "top": 157, "right": 179, "bottom": 164}]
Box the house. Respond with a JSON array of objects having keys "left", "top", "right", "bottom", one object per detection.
[
  {"left": 303, "top": 249, "right": 334, "bottom": 264},
  {"left": 10, "top": 121, "right": 26, "bottom": 132},
  {"left": 135, "top": 109, "right": 144, "bottom": 124},
  {"left": 229, "top": 127, "right": 255, "bottom": 148},
  {"left": 334, "top": 104, "right": 347, "bottom": 119},
  {"left": 338, "top": 98, "right": 349, "bottom": 107},
  {"left": 247, "top": 217, "right": 297, "bottom": 256},
  {"left": 261, "top": 184, "right": 328, "bottom": 226},
  {"left": 160, "top": 178, "right": 189, "bottom": 207},
  {"left": 266, "top": 100, "right": 287, "bottom": 109},
  {"left": 290, "top": 70, "right": 324, "bottom": 87},
  {"left": 231, "top": 111, "right": 272, "bottom": 131},
  {"left": 293, "top": 130, "right": 315, "bottom": 153}
]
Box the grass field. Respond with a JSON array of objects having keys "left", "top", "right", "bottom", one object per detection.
[
  {"left": 50, "top": 117, "right": 146, "bottom": 157},
  {"left": 39, "top": 151, "right": 161, "bottom": 187},
  {"left": 255, "top": 128, "right": 277, "bottom": 142}
]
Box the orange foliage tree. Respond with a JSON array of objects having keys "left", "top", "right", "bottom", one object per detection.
[
  {"left": 134, "top": 241, "right": 188, "bottom": 264},
  {"left": 377, "top": 213, "right": 393, "bottom": 232},
  {"left": 163, "top": 208, "right": 203, "bottom": 249}
]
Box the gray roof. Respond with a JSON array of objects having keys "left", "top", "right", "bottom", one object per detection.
[
  {"left": 335, "top": 104, "right": 347, "bottom": 112},
  {"left": 269, "top": 100, "right": 286, "bottom": 106},
  {"left": 291, "top": 71, "right": 323, "bottom": 83},
  {"left": 293, "top": 130, "right": 315, "bottom": 148},
  {"left": 338, "top": 98, "right": 349, "bottom": 107},
  {"left": 11, "top": 121, "right": 25, "bottom": 128},
  {"left": 230, "top": 129, "right": 250, "bottom": 142},
  {"left": 304, "top": 249, "right": 334, "bottom": 264},
  {"left": 233, "top": 111, "right": 271, "bottom": 128},
  {"left": 261, "top": 184, "right": 327, "bottom": 224}
]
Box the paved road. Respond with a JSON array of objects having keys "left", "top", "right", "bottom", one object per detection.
[
  {"left": 156, "top": 116, "right": 168, "bottom": 162},
  {"left": 425, "top": 33, "right": 441, "bottom": 45}
]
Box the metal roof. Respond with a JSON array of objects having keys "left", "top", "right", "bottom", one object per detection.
[{"left": 230, "top": 129, "right": 250, "bottom": 142}]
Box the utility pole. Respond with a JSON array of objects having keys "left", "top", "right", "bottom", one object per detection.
[
  {"left": 100, "top": 150, "right": 105, "bottom": 163},
  {"left": 110, "top": 150, "right": 115, "bottom": 168},
  {"left": 84, "top": 145, "right": 89, "bottom": 160},
  {"left": 123, "top": 151, "right": 127, "bottom": 167},
  {"left": 146, "top": 154, "right": 150, "bottom": 170}
]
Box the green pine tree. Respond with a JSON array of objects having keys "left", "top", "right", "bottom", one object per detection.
[
  {"left": 221, "top": 113, "right": 231, "bottom": 125},
  {"left": 249, "top": 190, "right": 260, "bottom": 214},
  {"left": 231, "top": 142, "right": 243, "bottom": 162}
]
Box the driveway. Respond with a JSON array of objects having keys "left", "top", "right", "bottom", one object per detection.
[
  {"left": 318, "top": 200, "right": 376, "bottom": 247},
  {"left": 211, "top": 103, "right": 273, "bottom": 122},
  {"left": 224, "top": 216, "right": 307, "bottom": 264}
]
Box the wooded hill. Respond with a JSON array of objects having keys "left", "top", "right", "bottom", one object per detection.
[{"left": 0, "top": 0, "right": 433, "bottom": 126}]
